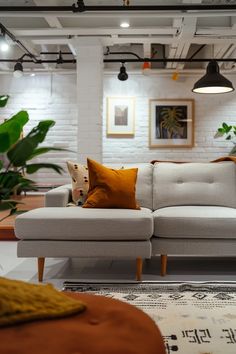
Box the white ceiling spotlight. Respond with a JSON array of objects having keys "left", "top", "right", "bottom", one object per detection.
[
  {"left": 120, "top": 21, "right": 130, "bottom": 28},
  {"left": 0, "top": 30, "right": 9, "bottom": 52},
  {"left": 1, "top": 42, "right": 9, "bottom": 52}
]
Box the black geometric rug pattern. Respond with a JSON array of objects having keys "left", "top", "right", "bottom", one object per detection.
[{"left": 63, "top": 281, "right": 236, "bottom": 354}]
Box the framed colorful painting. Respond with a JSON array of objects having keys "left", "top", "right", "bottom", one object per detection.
[
  {"left": 107, "top": 97, "right": 135, "bottom": 136},
  {"left": 149, "top": 99, "right": 194, "bottom": 148}
]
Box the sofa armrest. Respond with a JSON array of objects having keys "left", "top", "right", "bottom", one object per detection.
[{"left": 45, "top": 184, "right": 72, "bottom": 207}]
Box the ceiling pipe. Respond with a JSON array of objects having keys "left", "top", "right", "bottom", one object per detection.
[
  {"left": 0, "top": 4, "right": 236, "bottom": 12},
  {"left": 1, "top": 11, "right": 236, "bottom": 19},
  {"left": 1, "top": 58, "right": 236, "bottom": 64},
  {"left": 103, "top": 58, "right": 236, "bottom": 63}
]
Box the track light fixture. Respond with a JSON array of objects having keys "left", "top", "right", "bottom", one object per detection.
[
  {"left": 118, "top": 63, "right": 128, "bottom": 81},
  {"left": 13, "top": 62, "right": 23, "bottom": 78},
  {"left": 192, "top": 60, "right": 234, "bottom": 94}
]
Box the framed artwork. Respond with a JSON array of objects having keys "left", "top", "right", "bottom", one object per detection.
[
  {"left": 149, "top": 99, "right": 194, "bottom": 148},
  {"left": 107, "top": 97, "right": 135, "bottom": 136}
]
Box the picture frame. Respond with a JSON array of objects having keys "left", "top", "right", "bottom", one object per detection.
[
  {"left": 107, "top": 97, "right": 135, "bottom": 136},
  {"left": 149, "top": 99, "right": 194, "bottom": 148}
]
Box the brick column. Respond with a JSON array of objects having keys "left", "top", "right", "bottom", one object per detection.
[{"left": 71, "top": 38, "right": 103, "bottom": 164}]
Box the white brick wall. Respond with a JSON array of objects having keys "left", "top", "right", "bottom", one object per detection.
[
  {"left": 103, "top": 73, "right": 236, "bottom": 163},
  {"left": 0, "top": 73, "right": 77, "bottom": 184},
  {"left": 0, "top": 71, "right": 235, "bottom": 186}
]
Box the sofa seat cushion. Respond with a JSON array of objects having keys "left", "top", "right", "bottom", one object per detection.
[
  {"left": 153, "top": 206, "right": 236, "bottom": 239},
  {"left": 15, "top": 207, "right": 153, "bottom": 241}
]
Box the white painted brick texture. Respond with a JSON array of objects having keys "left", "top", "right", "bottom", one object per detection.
[
  {"left": 103, "top": 74, "right": 236, "bottom": 164},
  {"left": 0, "top": 74, "right": 77, "bottom": 184},
  {"left": 0, "top": 72, "right": 235, "bottom": 185}
]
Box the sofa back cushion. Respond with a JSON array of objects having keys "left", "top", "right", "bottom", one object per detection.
[
  {"left": 153, "top": 162, "right": 236, "bottom": 210},
  {"left": 107, "top": 163, "right": 153, "bottom": 210}
]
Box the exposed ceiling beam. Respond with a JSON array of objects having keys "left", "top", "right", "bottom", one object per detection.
[
  {"left": 34, "top": 0, "right": 62, "bottom": 29},
  {"left": 10, "top": 27, "right": 176, "bottom": 37},
  {"left": 167, "top": 0, "right": 201, "bottom": 70},
  {"left": 33, "top": 1, "right": 62, "bottom": 68},
  {"left": 196, "top": 27, "right": 236, "bottom": 36},
  {"left": 44, "top": 16, "right": 62, "bottom": 28},
  {"left": 30, "top": 35, "right": 236, "bottom": 46},
  {"left": 166, "top": 18, "right": 182, "bottom": 69},
  {"left": 167, "top": 17, "right": 197, "bottom": 70}
]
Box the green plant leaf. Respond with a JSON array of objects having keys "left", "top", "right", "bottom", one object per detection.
[
  {"left": 226, "top": 135, "right": 232, "bottom": 140},
  {"left": 222, "top": 122, "right": 229, "bottom": 129},
  {"left": 0, "top": 206, "right": 18, "bottom": 222},
  {"left": 0, "top": 171, "right": 36, "bottom": 199},
  {"left": 217, "top": 128, "right": 225, "bottom": 133},
  {"left": 0, "top": 111, "right": 29, "bottom": 153},
  {"left": 7, "top": 120, "right": 55, "bottom": 166},
  {"left": 0, "top": 160, "right": 3, "bottom": 170},
  {"left": 27, "top": 147, "right": 69, "bottom": 160},
  {"left": 25, "top": 163, "right": 64, "bottom": 174},
  {"left": 0, "top": 95, "right": 9, "bottom": 108},
  {"left": 0, "top": 200, "right": 19, "bottom": 211},
  {"left": 0, "top": 132, "right": 10, "bottom": 153}
]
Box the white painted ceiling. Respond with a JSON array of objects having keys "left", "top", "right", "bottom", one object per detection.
[{"left": 0, "top": 0, "right": 236, "bottom": 73}]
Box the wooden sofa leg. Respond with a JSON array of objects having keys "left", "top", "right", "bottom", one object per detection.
[
  {"left": 38, "top": 257, "right": 45, "bottom": 282},
  {"left": 161, "top": 255, "right": 167, "bottom": 276},
  {"left": 136, "top": 257, "right": 143, "bottom": 281}
]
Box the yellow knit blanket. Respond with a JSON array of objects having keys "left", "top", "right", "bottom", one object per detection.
[{"left": 0, "top": 277, "right": 86, "bottom": 327}]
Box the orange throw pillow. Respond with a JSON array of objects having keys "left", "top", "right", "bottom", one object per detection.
[{"left": 83, "top": 159, "right": 140, "bottom": 209}]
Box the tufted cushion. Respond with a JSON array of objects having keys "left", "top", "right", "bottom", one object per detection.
[{"left": 153, "top": 162, "right": 236, "bottom": 210}]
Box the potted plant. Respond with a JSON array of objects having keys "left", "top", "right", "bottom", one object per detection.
[
  {"left": 215, "top": 122, "right": 236, "bottom": 156},
  {"left": 0, "top": 109, "right": 65, "bottom": 220}
]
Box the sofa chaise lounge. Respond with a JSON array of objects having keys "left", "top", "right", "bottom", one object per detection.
[{"left": 15, "top": 161, "right": 236, "bottom": 282}]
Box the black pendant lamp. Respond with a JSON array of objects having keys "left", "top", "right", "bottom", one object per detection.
[
  {"left": 118, "top": 63, "right": 128, "bottom": 81},
  {"left": 192, "top": 60, "right": 234, "bottom": 94}
]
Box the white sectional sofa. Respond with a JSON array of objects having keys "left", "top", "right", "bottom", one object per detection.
[{"left": 15, "top": 161, "right": 236, "bottom": 282}]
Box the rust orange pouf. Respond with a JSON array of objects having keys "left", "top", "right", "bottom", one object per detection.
[{"left": 0, "top": 292, "right": 166, "bottom": 354}]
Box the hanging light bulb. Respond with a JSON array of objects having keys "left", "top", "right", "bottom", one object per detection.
[
  {"left": 13, "top": 62, "right": 23, "bottom": 78},
  {"left": 118, "top": 63, "right": 128, "bottom": 81},
  {"left": 192, "top": 60, "right": 234, "bottom": 94}
]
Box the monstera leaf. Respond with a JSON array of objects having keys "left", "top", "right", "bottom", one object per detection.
[
  {"left": 7, "top": 120, "right": 56, "bottom": 166},
  {"left": 0, "top": 108, "right": 70, "bottom": 216},
  {"left": 0, "top": 111, "right": 29, "bottom": 153}
]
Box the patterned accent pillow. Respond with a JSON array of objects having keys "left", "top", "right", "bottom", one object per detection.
[{"left": 66, "top": 161, "right": 89, "bottom": 206}]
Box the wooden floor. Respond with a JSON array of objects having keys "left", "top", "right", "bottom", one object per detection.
[{"left": 0, "top": 195, "right": 44, "bottom": 240}]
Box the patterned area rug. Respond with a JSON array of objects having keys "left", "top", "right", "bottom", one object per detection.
[{"left": 63, "top": 281, "right": 236, "bottom": 354}]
